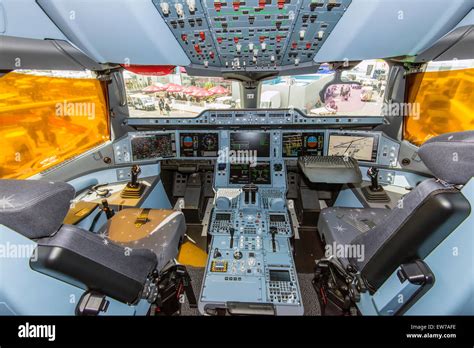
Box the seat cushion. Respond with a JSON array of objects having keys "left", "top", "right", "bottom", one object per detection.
[
  {"left": 107, "top": 209, "right": 186, "bottom": 271},
  {"left": 319, "top": 207, "right": 391, "bottom": 246}
]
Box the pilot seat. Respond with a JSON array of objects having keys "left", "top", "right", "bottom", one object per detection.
[
  {"left": 0, "top": 179, "right": 194, "bottom": 315},
  {"left": 314, "top": 131, "right": 474, "bottom": 315}
]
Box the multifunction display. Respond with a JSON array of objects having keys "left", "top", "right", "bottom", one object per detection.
[
  {"left": 131, "top": 133, "right": 175, "bottom": 161},
  {"left": 179, "top": 132, "right": 219, "bottom": 157}
]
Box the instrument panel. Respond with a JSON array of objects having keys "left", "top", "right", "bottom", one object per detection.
[
  {"left": 229, "top": 162, "right": 272, "bottom": 185},
  {"left": 327, "top": 132, "right": 378, "bottom": 162},
  {"left": 229, "top": 132, "right": 271, "bottom": 158},
  {"left": 114, "top": 128, "right": 399, "bottom": 168},
  {"left": 282, "top": 132, "right": 325, "bottom": 157},
  {"left": 179, "top": 132, "right": 219, "bottom": 157},
  {"left": 130, "top": 133, "right": 175, "bottom": 161}
]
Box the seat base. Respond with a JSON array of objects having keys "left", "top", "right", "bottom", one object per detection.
[{"left": 107, "top": 208, "right": 186, "bottom": 271}]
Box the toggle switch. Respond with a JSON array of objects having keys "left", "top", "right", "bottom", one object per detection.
[
  {"left": 175, "top": 3, "right": 184, "bottom": 17},
  {"left": 299, "top": 30, "right": 306, "bottom": 40},
  {"left": 160, "top": 2, "right": 170, "bottom": 15},
  {"left": 187, "top": 0, "right": 196, "bottom": 13}
]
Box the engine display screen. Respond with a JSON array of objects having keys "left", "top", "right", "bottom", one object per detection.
[
  {"left": 229, "top": 162, "right": 271, "bottom": 185},
  {"left": 328, "top": 133, "right": 378, "bottom": 162},
  {"left": 230, "top": 132, "right": 270, "bottom": 158},
  {"left": 179, "top": 132, "right": 219, "bottom": 157},
  {"left": 269, "top": 270, "right": 291, "bottom": 282},
  {"left": 282, "top": 132, "right": 325, "bottom": 157},
  {"left": 131, "top": 133, "right": 175, "bottom": 161}
]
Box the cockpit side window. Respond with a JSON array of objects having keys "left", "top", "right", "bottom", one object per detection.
[
  {"left": 404, "top": 59, "right": 474, "bottom": 146},
  {"left": 0, "top": 70, "right": 110, "bottom": 179}
]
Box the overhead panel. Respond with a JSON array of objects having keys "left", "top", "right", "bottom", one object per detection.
[{"left": 153, "top": 0, "right": 351, "bottom": 72}]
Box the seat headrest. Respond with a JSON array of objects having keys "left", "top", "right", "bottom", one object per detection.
[
  {"left": 0, "top": 179, "right": 75, "bottom": 239},
  {"left": 418, "top": 131, "right": 474, "bottom": 185}
]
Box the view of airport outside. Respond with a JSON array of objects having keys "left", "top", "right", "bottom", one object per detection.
[
  {"left": 124, "top": 68, "right": 241, "bottom": 117},
  {"left": 125, "top": 59, "right": 389, "bottom": 117}
]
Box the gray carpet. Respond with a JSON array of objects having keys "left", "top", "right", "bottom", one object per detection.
[{"left": 181, "top": 267, "right": 321, "bottom": 316}]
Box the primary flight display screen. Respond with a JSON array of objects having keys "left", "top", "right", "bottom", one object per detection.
[
  {"left": 179, "top": 133, "right": 219, "bottom": 157},
  {"left": 282, "top": 132, "right": 325, "bottom": 157},
  {"left": 230, "top": 132, "right": 270, "bottom": 157},
  {"left": 229, "top": 162, "right": 272, "bottom": 185},
  {"left": 131, "top": 133, "right": 175, "bottom": 161},
  {"left": 327, "top": 133, "right": 378, "bottom": 162}
]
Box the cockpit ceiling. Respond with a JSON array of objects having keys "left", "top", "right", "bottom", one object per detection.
[{"left": 1, "top": 0, "right": 473, "bottom": 74}]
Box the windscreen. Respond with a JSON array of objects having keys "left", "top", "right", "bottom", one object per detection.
[
  {"left": 260, "top": 60, "right": 389, "bottom": 116},
  {"left": 124, "top": 67, "right": 241, "bottom": 117}
]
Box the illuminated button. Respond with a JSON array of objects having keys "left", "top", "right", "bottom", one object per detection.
[
  {"left": 234, "top": 37, "right": 239, "bottom": 44},
  {"left": 291, "top": 42, "right": 297, "bottom": 49},
  {"left": 261, "top": 42, "right": 267, "bottom": 51},
  {"left": 299, "top": 30, "right": 305, "bottom": 40},
  {"left": 258, "top": 0, "right": 265, "bottom": 9},
  {"left": 277, "top": 0, "right": 285, "bottom": 9},
  {"left": 194, "top": 44, "right": 202, "bottom": 54},
  {"left": 276, "top": 35, "right": 282, "bottom": 43},
  {"left": 217, "top": 37, "right": 223, "bottom": 44},
  {"left": 209, "top": 51, "right": 215, "bottom": 59},
  {"left": 236, "top": 43, "right": 242, "bottom": 53},
  {"left": 318, "top": 30, "right": 324, "bottom": 39},
  {"left": 199, "top": 31, "right": 206, "bottom": 41},
  {"left": 214, "top": 0, "right": 222, "bottom": 11},
  {"left": 181, "top": 34, "right": 187, "bottom": 42},
  {"left": 232, "top": 1, "right": 240, "bottom": 10},
  {"left": 248, "top": 42, "right": 254, "bottom": 51},
  {"left": 306, "top": 42, "right": 311, "bottom": 49}
]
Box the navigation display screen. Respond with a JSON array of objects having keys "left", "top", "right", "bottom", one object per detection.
[
  {"left": 282, "top": 132, "right": 325, "bottom": 157},
  {"left": 131, "top": 133, "right": 175, "bottom": 161},
  {"left": 179, "top": 132, "right": 219, "bottom": 157},
  {"left": 327, "top": 133, "right": 378, "bottom": 162},
  {"left": 230, "top": 132, "right": 270, "bottom": 157},
  {"left": 229, "top": 162, "right": 271, "bottom": 185}
]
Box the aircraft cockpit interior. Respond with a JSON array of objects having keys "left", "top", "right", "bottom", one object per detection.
[{"left": 0, "top": 0, "right": 473, "bottom": 342}]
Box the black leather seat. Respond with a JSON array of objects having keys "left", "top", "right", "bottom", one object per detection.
[
  {"left": 317, "top": 131, "right": 474, "bottom": 290},
  {"left": 0, "top": 180, "right": 163, "bottom": 304}
]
